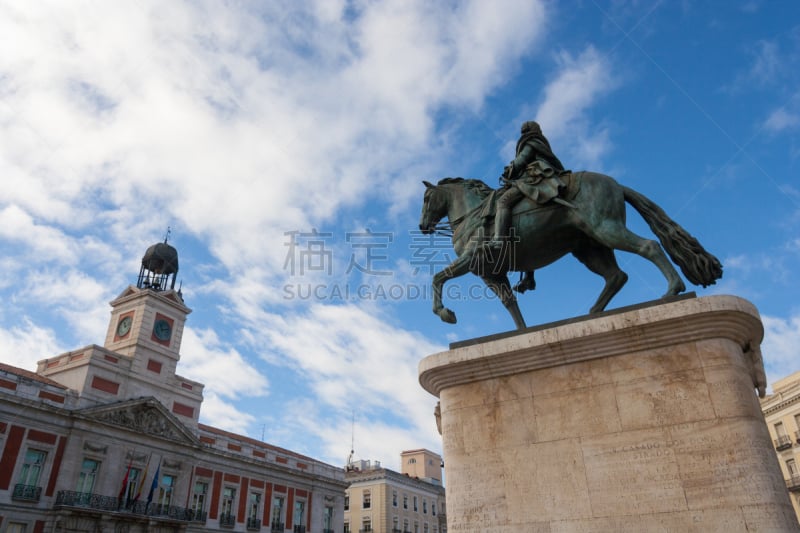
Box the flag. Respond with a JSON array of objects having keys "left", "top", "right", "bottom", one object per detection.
[
  {"left": 147, "top": 461, "right": 161, "bottom": 505},
  {"left": 118, "top": 456, "right": 133, "bottom": 502},
  {"left": 133, "top": 457, "right": 151, "bottom": 503}
]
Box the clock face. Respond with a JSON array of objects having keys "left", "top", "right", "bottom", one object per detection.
[
  {"left": 153, "top": 319, "right": 172, "bottom": 341},
  {"left": 116, "top": 316, "right": 132, "bottom": 337}
]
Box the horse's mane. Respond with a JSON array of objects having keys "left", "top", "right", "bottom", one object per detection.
[{"left": 437, "top": 177, "right": 494, "bottom": 199}]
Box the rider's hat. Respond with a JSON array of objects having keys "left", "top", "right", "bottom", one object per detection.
[{"left": 521, "top": 121, "right": 542, "bottom": 134}]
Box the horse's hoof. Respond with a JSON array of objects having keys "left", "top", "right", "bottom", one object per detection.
[
  {"left": 513, "top": 277, "right": 536, "bottom": 294},
  {"left": 664, "top": 280, "right": 686, "bottom": 297},
  {"left": 438, "top": 308, "right": 457, "bottom": 324}
]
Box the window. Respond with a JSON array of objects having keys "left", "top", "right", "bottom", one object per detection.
[
  {"left": 344, "top": 494, "right": 350, "bottom": 511},
  {"left": 123, "top": 468, "right": 140, "bottom": 504},
  {"left": 403, "top": 519, "right": 409, "bottom": 533},
  {"left": 424, "top": 524, "right": 429, "bottom": 533},
  {"left": 392, "top": 490, "right": 398, "bottom": 507},
  {"left": 158, "top": 474, "right": 175, "bottom": 508},
  {"left": 403, "top": 494, "right": 408, "bottom": 509},
  {"left": 271, "top": 496, "right": 285, "bottom": 527},
  {"left": 432, "top": 502, "right": 436, "bottom": 516},
  {"left": 294, "top": 499, "right": 306, "bottom": 527},
  {"left": 192, "top": 481, "right": 208, "bottom": 518},
  {"left": 363, "top": 489, "right": 371, "bottom": 509},
  {"left": 344, "top": 522, "right": 350, "bottom": 533},
  {"left": 362, "top": 518, "right": 372, "bottom": 532},
  {"left": 393, "top": 516, "right": 399, "bottom": 531},
  {"left": 414, "top": 522, "right": 419, "bottom": 533},
  {"left": 789, "top": 459, "right": 799, "bottom": 477},
  {"left": 18, "top": 449, "right": 46, "bottom": 487},
  {"left": 413, "top": 496, "right": 418, "bottom": 512},
  {"left": 249, "top": 492, "right": 261, "bottom": 520},
  {"left": 76, "top": 458, "right": 100, "bottom": 495},
  {"left": 423, "top": 499, "right": 427, "bottom": 514},
  {"left": 221, "top": 487, "right": 236, "bottom": 518},
  {"left": 6, "top": 523, "right": 27, "bottom": 533},
  {"left": 408, "top": 458, "right": 416, "bottom": 464},
  {"left": 776, "top": 422, "right": 787, "bottom": 436},
  {"left": 323, "top": 505, "right": 334, "bottom": 530}
]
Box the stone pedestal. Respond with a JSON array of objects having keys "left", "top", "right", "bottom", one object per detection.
[{"left": 419, "top": 295, "right": 798, "bottom": 532}]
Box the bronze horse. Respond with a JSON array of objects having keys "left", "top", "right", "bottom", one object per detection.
[{"left": 418, "top": 173, "right": 722, "bottom": 330}]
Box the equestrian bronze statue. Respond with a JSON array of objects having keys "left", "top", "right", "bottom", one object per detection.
[{"left": 418, "top": 170, "right": 722, "bottom": 330}]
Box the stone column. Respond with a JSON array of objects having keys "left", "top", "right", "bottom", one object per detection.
[{"left": 419, "top": 295, "right": 798, "bottom": 532}]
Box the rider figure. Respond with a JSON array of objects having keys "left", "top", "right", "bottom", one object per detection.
[{"left": 487, "top": 121, "right": 565, "bottom": 292}]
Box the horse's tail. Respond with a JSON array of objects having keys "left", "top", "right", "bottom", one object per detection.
[{"left": 623, "top": 186, "right": 722, "bottom": 287}]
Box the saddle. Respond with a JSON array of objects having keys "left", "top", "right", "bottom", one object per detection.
[{"left": 479, "top": 165, "right": 581, "bottom": 221}]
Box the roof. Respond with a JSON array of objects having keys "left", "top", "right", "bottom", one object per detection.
[
  {"left": 198, "top": 423, "right": 323, "bottom": 465},
  {"left": 0, "top": 362, "right": 69, "bottom": 389}
]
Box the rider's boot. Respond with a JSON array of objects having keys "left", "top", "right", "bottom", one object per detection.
[{"left": 486, "top": 207, "right": 512, "bottom": 250}]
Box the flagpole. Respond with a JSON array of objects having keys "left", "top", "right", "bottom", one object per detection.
[
  {"left": 118, "top": 449, "right": 134, "bottom": 509},
  {"left": 133, "top": 452, "right": 153, "bottom": 507}
]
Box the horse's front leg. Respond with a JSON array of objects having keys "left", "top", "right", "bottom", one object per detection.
[
  {"left": 432, "top": 254, "right": 473, "bottom": 324},
  {"left": 481, "top": 274, "right": 526, "bottom": 330}
]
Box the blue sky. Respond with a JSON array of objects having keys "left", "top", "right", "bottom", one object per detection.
[{"left": 2, "top": 1, "right": 800, "bottom": 471}]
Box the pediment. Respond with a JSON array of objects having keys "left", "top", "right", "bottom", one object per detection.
[{"left": 78, "top": 397, "right": 199, "bottom": 446}]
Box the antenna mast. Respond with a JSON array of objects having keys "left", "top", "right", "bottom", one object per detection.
[{"left": 346, "top": 411, "right": 355, "bottom": 468}]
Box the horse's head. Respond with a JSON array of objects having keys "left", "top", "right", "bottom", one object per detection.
[{"left": 419, "top": 180, "right": 448, "bottom": 234}]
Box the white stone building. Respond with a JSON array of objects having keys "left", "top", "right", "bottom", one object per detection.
[{"left": 0, "top": 241, "right": 346, "bottom": 533}]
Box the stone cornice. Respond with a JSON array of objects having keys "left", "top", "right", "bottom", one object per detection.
[
  {"left": 419, "top": 295, "right": 765, "bottom": 397},
  {"left": 346, "top": 468, "right": 445, "bottom": 493}
]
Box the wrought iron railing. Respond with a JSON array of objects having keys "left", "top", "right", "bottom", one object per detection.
[
  {"left": 787, "top": 475, "right": 800, "bottom": 491},
  {"left": 775, "top": 434, "right": 792, "bottom": 451},
  {"left": 13, "top": 484, "right": 42, "bottom": 502},
  {"left": 247, "top": 517, "right": 262, "bottom": 530},
  {"left": 219, "top": 512, "right": 236, "bottom": 527},
  {"left": 271, "top": 521, "right": 285, "bottom": 532},
  {"left": 294, "top": 526, "right": 307, "bottom": 533},
  {"left": 54, "top": 491, "right": 194, "bottom": 521},
  {"left": 191, "top": 510, "right": 207, "bottom": 522}
]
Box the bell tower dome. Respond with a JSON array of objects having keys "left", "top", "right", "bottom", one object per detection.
[{"left": 137, "top": 238, "right": 180, "bottom": 292}]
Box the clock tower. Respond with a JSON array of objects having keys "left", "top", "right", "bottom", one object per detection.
[
  {"left": 105, "top": 238, "right": 189, "bottom": 360},
  {"left": 39, "top": 236, "right": 204, "bottom": 427}
]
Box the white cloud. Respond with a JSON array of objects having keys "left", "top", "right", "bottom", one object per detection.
[
  {"left": 256, "top": 303, "right": 445, "bottom": 461},
  {"left": 764, "top": 107, "right": 800, "bottom": 133},
  {"left": 179, "top": 327, "right": 269, "bottom": 400},
  {"left": 0, "top": 319, "right": 64, "bottom": 371},
  {"left": 534, "top": 46, "right": 619, "bottom": 168},
  {"left": 762, "top": 314, "right": 800, "bottom": 391},
  {"left": 0, "top": 0, "right": 556, "bottom": 465}
]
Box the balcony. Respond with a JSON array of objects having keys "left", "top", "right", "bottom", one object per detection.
[
  {"left": 247, "top": 517, "right": 262, "bottom": 531},
  {"left": 54, "top": 491, "right": 195, "bottom": 522},
  {"left": 13, "top": 484, "right": 42, "bottom": 502},
  {"left": 191, "top": 510, "right": 208, "bottom": 523},
  {"left": 270, "top": 521, "right": 285, "bottom": 532},
  {"left": 787, "top": 475, "right": 800, "bottom": 492},
  {"left": 294, "top": 526, "right": 307, "bottom": 533},
  {"left": 219, "top": 512, "right": 236, "bottom": 528},
  {"left": 775, "top": 435, "right": 793, "bottom": 451}
]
